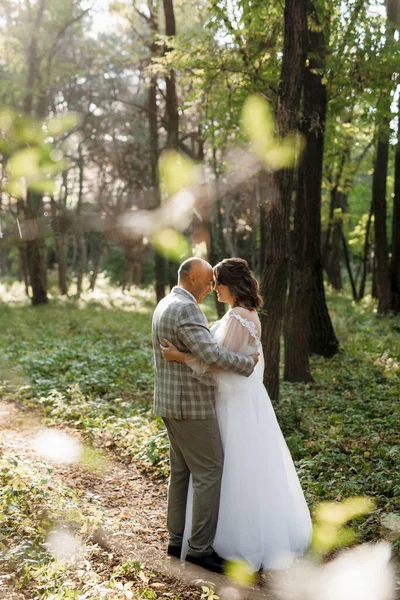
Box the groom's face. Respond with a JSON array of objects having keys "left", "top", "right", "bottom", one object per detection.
[{"left": 190, "top": 265, "right": 214, "bottom": 303}]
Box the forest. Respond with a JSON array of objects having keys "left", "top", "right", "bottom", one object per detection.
[{"left": 0, "top": 0, "right": 399, "bottom": 598}]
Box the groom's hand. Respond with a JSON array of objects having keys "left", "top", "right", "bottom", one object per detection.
[{"left": 250, "top": 352, "right": 260, "bottom": 365}]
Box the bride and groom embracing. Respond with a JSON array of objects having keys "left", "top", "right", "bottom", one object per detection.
[{"left": 152, "top": 257, "right": 312, "bottom": 575}]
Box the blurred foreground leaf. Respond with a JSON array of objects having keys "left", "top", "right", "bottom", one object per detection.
[
  {"left": 1, "top": 107, "right": 79, "bottom": 198},
  {"left": 45, "top": 112, "right": 81, "bottom": 136},
  {"left": 242, "top": 94, "right": 305, "bottom": 169},
  {"left": 224, "top": 558, "right": 256, "bottom": 585},
  {"left": 159, "top": 150, "right": 197, "bottom": 198},
  {"left": 312, "top": 496, "right": 376, "bottom": 556},
  {"left": 151, "top": 227, "right": 191, "bottom": 261}
]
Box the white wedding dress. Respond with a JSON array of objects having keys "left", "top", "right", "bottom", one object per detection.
[{"left": 181, "top": 307, "right": 312, "bottom": 571}]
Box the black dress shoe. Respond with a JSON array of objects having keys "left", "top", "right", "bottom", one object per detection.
[
  {"left": 167, "top": 544, "right": 182, "bottom": 558},
  {"left": 186, "top": 551, "right": 225, "bottom": 574}
]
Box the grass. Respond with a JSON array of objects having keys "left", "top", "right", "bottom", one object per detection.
[{"left": 0, "top": 277, "right": 400, "bottom": 580}]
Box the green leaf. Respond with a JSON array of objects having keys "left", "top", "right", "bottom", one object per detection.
[
  {"left": 224, "top": 558, "right": 256, "bottom": 585},
  {"left": 5, "top": 180, "right": 25, "bottom": 198},
  {"left": 242, "top": 94, "right": 305, "bottom": 169},
  {"left": 7, "top": 148, "right": 41, "bottom": 179},
  {"left": 46, "top": 113, "right": 81, "bottom": 136},
  {"left": 151, "top": 228, "right": 191, "bottom": 261},
  {"left": 159, "top": 150, "right": 197, "bottom": 198}
]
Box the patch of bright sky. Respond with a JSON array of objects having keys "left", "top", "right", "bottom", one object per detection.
[
  {"left": 367, "top": 0, "right": 386, "bottom": 18},
  {"left": 82, "top": 0, "right": 126, "bottom": 37}
]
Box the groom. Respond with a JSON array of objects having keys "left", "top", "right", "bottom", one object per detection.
[{"left": 152, "top": 257, "right": 258, "bottom": 574}]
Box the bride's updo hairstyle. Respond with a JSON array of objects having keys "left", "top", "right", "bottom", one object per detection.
[{"left": 214, "top": 258, "right": 263, "bottom": 310}]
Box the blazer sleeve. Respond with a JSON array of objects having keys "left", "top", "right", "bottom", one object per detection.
[{"left": 177, "top": 303, "right": 254, "bottom": 377}]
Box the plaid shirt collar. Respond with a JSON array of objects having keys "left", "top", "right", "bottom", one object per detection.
[{"left": 172, "top": 286, "right": 198, "bottom": 304}]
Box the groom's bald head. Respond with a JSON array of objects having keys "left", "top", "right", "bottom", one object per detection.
[{"left": 178, "top": 257, "right": 214, "bottom": 303}]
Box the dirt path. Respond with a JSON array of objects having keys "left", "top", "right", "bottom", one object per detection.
[{"left": 0, "top": 401, "right": 271, "bottom": 600}]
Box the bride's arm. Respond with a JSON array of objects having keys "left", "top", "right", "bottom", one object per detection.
[{"left": 160, "top": 339, "right": 189, "bottom": 363}]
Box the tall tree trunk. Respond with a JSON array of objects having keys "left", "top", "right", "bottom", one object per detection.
[
  {"left": 260, "top": 0, "right": 307, "bottom": 400},
  {"left": 372, "top": 9, "right": 396, "bottom": 314},
  {"left": 372, "top": 136, "right": 391, "bottom": 313},
  {"left": 390, "top": 98, "right": 400, "bottom": 312},
  {"left": 163, "top": 0, "right": 179, "bottom": 150},
  {"left": 23, "top": 0, "right": 46, "bottom": 116},
  {"left": 162, "top": 0, "right": 179, "bottom": 295},
  {"left": 284, "top": 0, "right": 330, "bottom": 382},
  {"left": 25, "top": 191, "right": 47, "bottom": 305},
  {"left": 149, "top": 1, "right": 165, "bottom": 303},
  {"left": 23, "top": 0, "right": 48, "bottom": 306},
  {"left": 304, "top": 9, "right": 339, "bottom": 359},
  {"left": 76, "top": 149, "right": 87, "bottom": 296},
  {"left": 284, "top": 159, "right": 313, "bottom": 381}
]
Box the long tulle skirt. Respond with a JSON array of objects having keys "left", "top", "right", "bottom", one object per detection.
[{"left": 182, "top": 370, "right": 312, "bottom": 571}]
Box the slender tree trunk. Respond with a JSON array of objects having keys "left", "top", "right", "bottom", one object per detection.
[
  {"left": 258, "top": 171, "right": 270, "bottom": 274},
  {"left": 208, "top": 217, "right": 226, "bottom": 319},
  {"left": 23, "top": 1, "right": 48, "bottom": 306},
  {"left": 50, "top": 198, "right": 68, "bottom": 295},
  {"left": 308, "top": 266, "right": 338, "bottom": 357},
  {"left": 372, "top": 136, "right": 391, "bottom": 313},
  {"left": 284, "top": 158, "right": 313, "bottom": 381},
  {"left": 358, "top": 201, "right": 373, "bottom": 300},
  {"left": 25, "top": 191, "right": 47, "bottom": 305},
  {"left": 260, "top": 0, "right": 307, "bottom": 400},
  {"left": 121, "top": 242, "right": 135, "bottom": 290},
  {"left": 18, "top": 246, "right": 30, "bottom": 296},
  {"left": 89, "top": 240, "right": 106, "bottom": 291},
  {"left": 390, "top": 98, "right": 400, "bottom": 312},
  {"left": 149, "top": 1, "right": 165, "bottom": 303},
  {"left": 372, "top": 255, "right": 379, "bottom": 298},
  {"left": 326, "top": 191, "right": 348, "bottom": 290},
  {"left": 340, "top": 229, "right": 357, "bottom": 300},
  {"left": 76, "top": 149, "right": 87, "bottom": 295},
  {"left": 163, "top": 0, "right": 179, "bottom": 150},
  {"left": 23, "top": 0, "right": 46, "bottom": 116}
]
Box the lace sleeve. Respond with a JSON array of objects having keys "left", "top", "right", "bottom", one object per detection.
[{"left": 214, "top": 308, "right": 261, "bottom": 353}]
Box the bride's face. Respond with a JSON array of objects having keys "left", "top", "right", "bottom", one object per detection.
[{"left": 214, "top": 277, "right": 235, "bottom": 306}]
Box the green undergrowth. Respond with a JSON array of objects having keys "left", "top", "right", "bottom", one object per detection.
[
  {"left": 1, "top": 285, "right": 399, "bottom": 555},
  {"left": 279, "top": 293, "right": 400, "bottom": 552}
]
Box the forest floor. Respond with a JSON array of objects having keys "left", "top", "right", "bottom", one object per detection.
[
  {"left": 1, "top": 278, "right": 400, "bottom": 599},
  {"left": 0, "top": 399, "right": 273, "bottom": 600}
]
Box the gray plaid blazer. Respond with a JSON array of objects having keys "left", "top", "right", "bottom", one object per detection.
[{"left": 152, "top": 286, "right": 254, "bottom": 419}]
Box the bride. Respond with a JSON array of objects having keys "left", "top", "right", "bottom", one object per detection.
[{"left": 161, "top": 258, "right": 312, "bottom": 572}]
